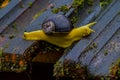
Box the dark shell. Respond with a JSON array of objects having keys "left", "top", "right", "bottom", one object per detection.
[{"left": 42, "top": 14, "right": 74, "bottom": 34}]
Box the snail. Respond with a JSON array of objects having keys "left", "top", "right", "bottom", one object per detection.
[
  {"left": 23, "top": 22, "right": 96, "bottom": 48},
  {"left": 42, "top": 14, "right": 74, "bottom": 34}
]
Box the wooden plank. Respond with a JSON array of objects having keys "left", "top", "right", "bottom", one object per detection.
[
  {"left": 1, "top": 0, "right": 51, "bottom": 57},
  {"left": 53, "top": 0, "right": 120, "bottom": 78},
  {"left": 0, "top": 0, "right": 20, "bottom": 19},
  {"left": 54, "top": 0, "right": 102, "bottom": 63},
  {"left": 0, "top": 0, "right": 74, "bottom": 65},
  {"left": 25, "top": 0, "right": 73, "bottom": 32},
  {"left": 89, "top": 31, "right": 120, "bottom": 76},
  {"left": 0, "top": 0, "right": 51, "bottom": 72},
  {"left": 65, "top": 0, "right": 119, "bottom": 61},
  {"left": 53, "top": 0, "right": 101, "bottom": 77},
  {"left": 3, "top": 0, "right": 73, "bottom": 54},
  {"left": 0, "top": 0, "right": 74, "bottom": 72},
  {"left": 79, "top": 14, "right": 120, "bottom": 65},
  {"left": 0, "top": 0, "right": 35, "bottom": 33}
]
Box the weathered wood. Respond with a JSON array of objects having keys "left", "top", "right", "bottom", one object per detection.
[
  {"left": 0, "top": 0, "right": 50, "bottom": 72},
  {"left": 53, "top": 0, "right": 102, "bottom": 63},
  {"left": 0, "top": 0, "right": 74, "bottom": 72},
  {"left": 65, "top": 0, "right": 118, "bottom": 61},
  {"left": 53, "top": 0, "right": 101, "bottom": 77},
  {"left": 80, "top": 14, "right": 120, "bottom": 66},
  {"left": 88, "top": 19, "right": 120, "bottom": 76},
  {"left": 0, "top": 0, "right": 35, "bottom": 33},
  {"left": 0, "top": 0, "right": 20, "bottom": 19},
  {"left": 0, "top": 0, "right": 51, "bottom": 54},
  {"left": 54, "top": 0, "right": 120, "bottom": 78},
  {"left": 1, "top": 0, "right": 73, "bottom": 57}
]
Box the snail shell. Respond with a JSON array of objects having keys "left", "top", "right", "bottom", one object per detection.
[{"left": 42, "top": 14, "right": 74, "bottom": 34}]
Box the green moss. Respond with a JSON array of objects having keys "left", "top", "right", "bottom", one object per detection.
[
  {"left": 88, "top": 45, "right": 94, "bottom": 49},
  {"left": 70, "top": 0, "right": 94, "bottom": 24},
  {"left": 52, "top": 5, "right": 69, "bottom": 14},
  {"left": 54, "top": 59, "right": 91, "bottom": 79},
  {"left": 60, "top": 5, "right": 69, "bottom": 13},
  {"left": 0, "top": 54, "right": 27, "bottom": 72},
  {"left": 0, "top": 47, "right": 27, "bottom": 72},
  {"left": 52, "top": 8, "right": 60, "bottom": 13},
  {"left": 52, "top": 0, "right": 94, "bottom": 14},
  {"left": 70, "top": 16, "right": 79, "bottom": 24},
  {"left": 9, "top": 34, "right": 15, "bottom": 39},
  {"left": 88, "top": 9, "right": 93, "bottom": 14},
  {"left": 118, "top": 12, "right": 120, "bottom": 15},
  {"left": 100, "top": 0, "right": 113, "bottom": 8},
  {"left": 54, "top": 59, "right": 119, "bottom": 79},
  {"left": 92, "top": 42, "right": 97, "bottom": 48},
  {"left": 72, "top": 0, "right": 94, "bottom": 8},
  {"left": 53, "top": 61, "right": 64, "bottom": 77},
  {"left": 85, "top": 43, "right": 97, "bottom": 51},
  {"left": 55, "top": 47, "right": 60, "bottom": 51},
  {"left": 109, "top": 59, "right": 120, "bottom": 79},
  {"left": 4, "top": 43, "right": 9, "bottom": 48},
  {"left": 12, "top": 23, "right": 17, "bottom": 30},
  {"left": 19, "top": 4, "right": 24, "bottom": 8},
  {"left": 52, "top": 0, "right": 94, "bottom": 24},
  {"left": 87, "top": 0, "right": 94, "bottom": 6},
  {"left": 28, "top": 2, "right": 33, "bottom": 8},
  {"left": 0, "top": 48, "right": 3, "bottom": 57},
  {"left": 72, "top": 0, "right": 84, "bottom": 8},
  {"left": 40, "top": 41, "right": 63, "bottom": 52},
  {"left": 33, "top": 9, "right": 46, "bottom": 20},
  {"left": 104, "top": 49, "right": 108, "bottom": 56}
]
